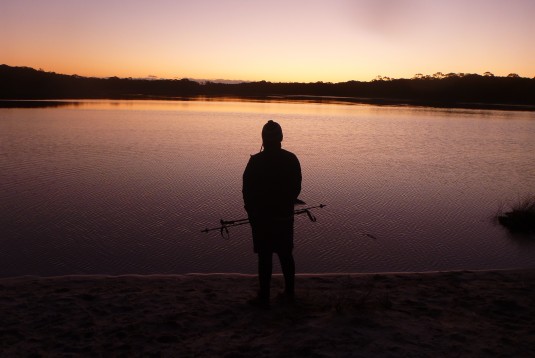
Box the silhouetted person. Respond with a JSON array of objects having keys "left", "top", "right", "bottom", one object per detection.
[{"left": 243, "top": 120, "right": 302, "bottom": 307}]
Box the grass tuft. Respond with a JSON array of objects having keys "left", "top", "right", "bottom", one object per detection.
[{"left": 496, "top": 195, "right": 535, "bottom": 233}]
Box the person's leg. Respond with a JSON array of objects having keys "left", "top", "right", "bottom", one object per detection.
[
  {"left": 258, "top": 251, "right": 273, "bottom": 300},
  {"left": 277, "top": 250, "right": 295, "bottom": 297}
]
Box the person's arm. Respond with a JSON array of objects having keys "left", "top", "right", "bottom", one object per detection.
[
  {"left": 292, "top": 155, "right": 302, "bottom": 201},
  {"left": 242, "top": 156, "right": 255, "bottom": 215}
]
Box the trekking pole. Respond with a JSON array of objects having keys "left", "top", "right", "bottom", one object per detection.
[
  {"left": 201, "top": 204, "right": 326, "bottom": 239},
  {"left": 294, "top": 204, "right": 326, "bottom": 222},
  {"left": 201, "top": 217, "right": 251, "bottom": 239}
]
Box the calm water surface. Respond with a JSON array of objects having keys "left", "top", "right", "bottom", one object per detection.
[{"left": 1, "top": 100, "right": 534, "bottom": 277}]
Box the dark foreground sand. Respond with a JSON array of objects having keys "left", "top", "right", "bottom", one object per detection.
[{"left": 1, "top": 270, "right": 534, "bottom": 357}]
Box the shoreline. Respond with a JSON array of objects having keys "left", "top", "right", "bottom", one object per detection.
[
  {"left": 1, "top": 266, "right": 532, "bottom": 280},
  {"left": 2, "top": 269, "right": 534, "bottom": 356}
]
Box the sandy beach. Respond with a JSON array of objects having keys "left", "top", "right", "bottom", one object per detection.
[{"left": 1, "top": 270, "right": 534, "bottom": 357}]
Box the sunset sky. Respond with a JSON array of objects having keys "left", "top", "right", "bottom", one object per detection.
[{"left": 2, "top": 0, "right": 534, "bottom": 82}]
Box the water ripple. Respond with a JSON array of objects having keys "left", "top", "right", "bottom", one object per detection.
[{"left": 1, "top": 101, "right": 534, "bottom": 276}]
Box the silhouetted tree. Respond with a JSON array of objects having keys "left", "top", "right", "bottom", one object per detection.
[{"left": 1, "top": 65, "right": 534, "bottom": 109}]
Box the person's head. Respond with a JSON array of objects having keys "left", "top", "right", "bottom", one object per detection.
[{"left": 261, "top": 120, "right": 283, "bottom": 148}]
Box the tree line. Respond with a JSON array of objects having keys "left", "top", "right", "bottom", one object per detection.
[{"left": 1, "top": 64, "right": 534, "bottom": 109}]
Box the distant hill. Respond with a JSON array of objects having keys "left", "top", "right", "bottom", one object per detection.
[{"left": 1, "top": 65, "right": 534, "bottom": 110}]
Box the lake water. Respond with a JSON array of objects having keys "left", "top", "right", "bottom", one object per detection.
[{"left": 1, "top": 99, "right": 534, "bottom": 277}]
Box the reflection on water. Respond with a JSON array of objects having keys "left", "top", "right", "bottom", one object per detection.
[
  {"left": 0, "top": 100, "right": 80, "bottom": 109},
  {"left": 1, "top": 98, "right": 416, "bottom": 114},
  {"left": 0, "top": 100, "right": 534, "bottom": 277}
]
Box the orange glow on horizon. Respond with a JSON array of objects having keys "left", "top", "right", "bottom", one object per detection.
[{"left": 2, "top": 0, "right": 534, "bottom": 82}]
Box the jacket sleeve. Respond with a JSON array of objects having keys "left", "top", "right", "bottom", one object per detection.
[
  {"left": 292, "top": 155, "right": 302, "bottom": 201},
  {"left": 242, "top": 156, "right": 254, "bottom": 214}
]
